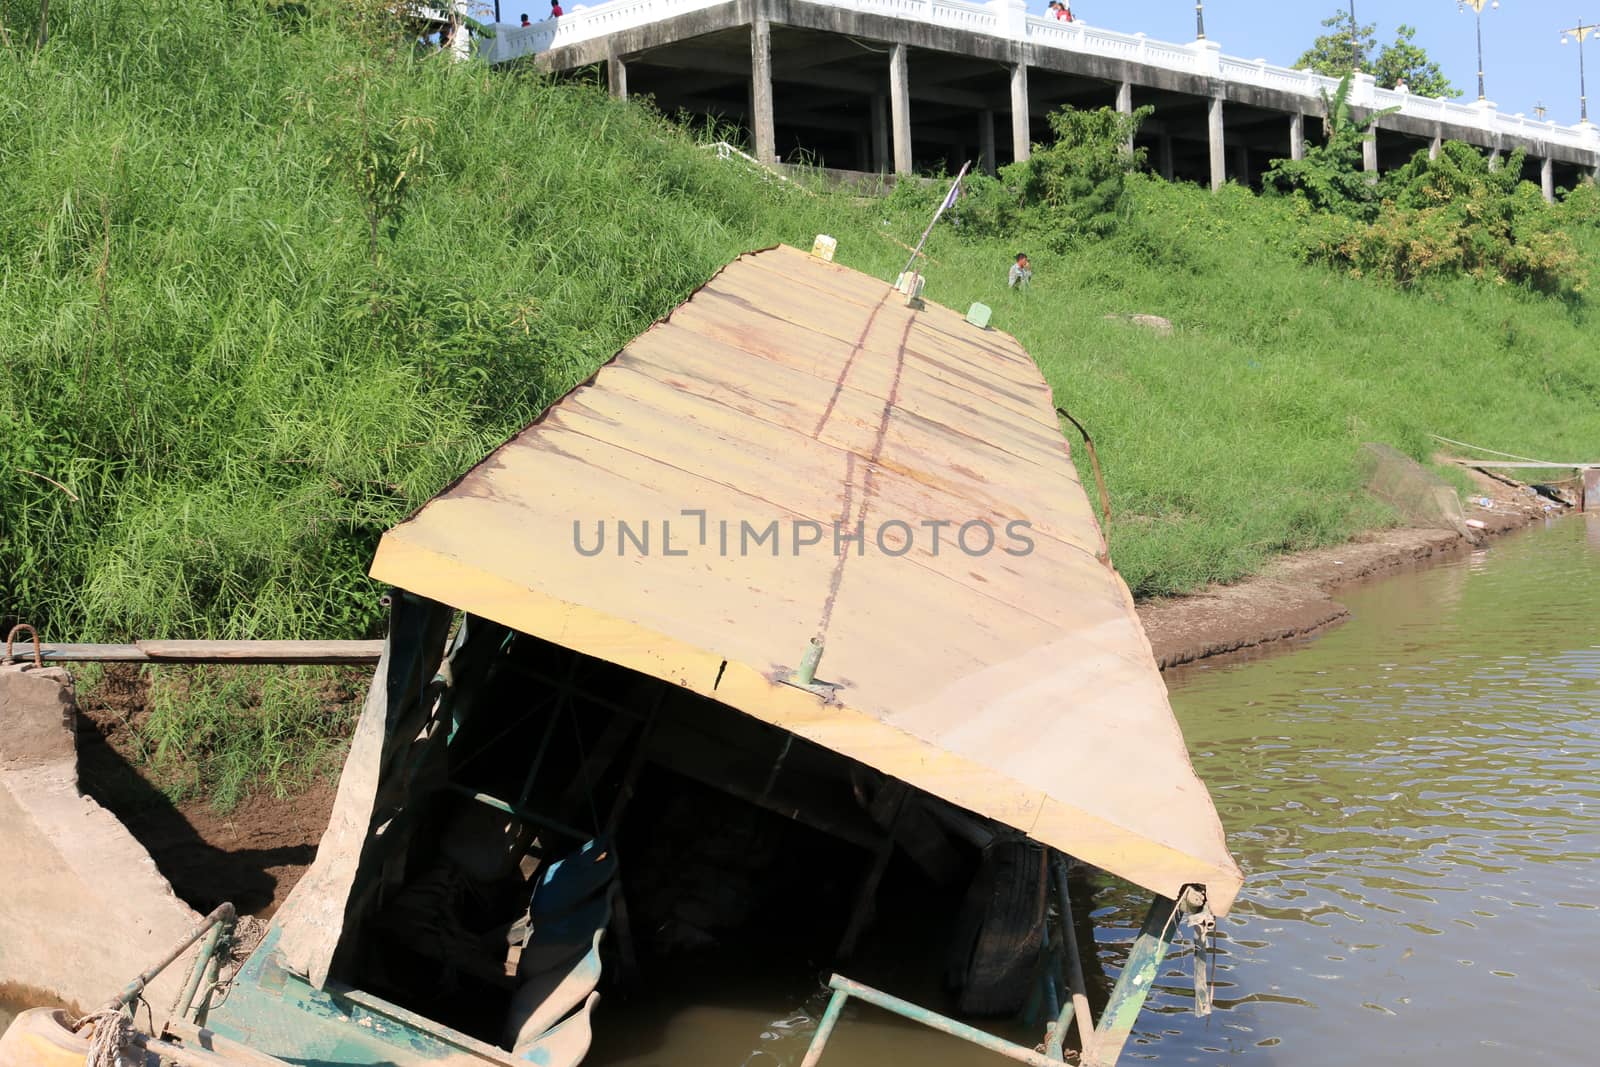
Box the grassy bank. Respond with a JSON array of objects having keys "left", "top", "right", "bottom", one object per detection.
[{"left": 6, "top": 2, "right": 1600, "bottom": 806}]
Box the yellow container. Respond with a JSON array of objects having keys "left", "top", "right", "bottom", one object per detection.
[{"left": 0, "top": 1010, "right": 91, "bottom": 1067}]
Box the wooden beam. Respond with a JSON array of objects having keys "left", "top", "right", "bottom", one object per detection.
[
  {"left": 1444, "top": 458, "right": 1599, "bottom": 469},
  {"left": 25, "top": 640, "right": 384, "bottom": 665}
]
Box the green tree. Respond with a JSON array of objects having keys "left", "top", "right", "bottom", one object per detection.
[
  {"left": 1009, "top": 104, "right": 1153, "bottom": 248},
  {"left": 1295, "top": 11, "right": 1375, "bottom": 75},
  {"left": 1373, "top": 25, "right": 1459, "bottom": 98},
  {"left": 1263, "top": 73, "right": 1394, "bottom": 218}
]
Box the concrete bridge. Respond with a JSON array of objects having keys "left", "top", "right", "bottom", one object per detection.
[{"left": 481, "top": 0, "right": 1600, "bottom": 196}]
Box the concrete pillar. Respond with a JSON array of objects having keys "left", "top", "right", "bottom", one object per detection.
[
  {"left": 1542, "top": 157, "right": 1555, "bottom": 203},
  {"left": 979, "top": 109, "right": 997, "bottom": 175},
  {"left": 890, "top": 43, "right": 912, "bottom": 174},
  {"left": 1362, "top": 130, "right": 1378, "bottom": 177},
  {"left": 606, "top": 47, "right": 628, "bottom": 100},
  {"left": 1489, "top": 148, "right": 1503, "bottom": 170},
  {"left": 855, "top": 131, "right": 871, "bottom": 172},
  {"left": 1116, "top": 80, "right": 1134, "bottom": 152},
  {"left": 1232, "top": 144, "right": 1250, "bottom": 187},
  {"left": 870, "top": 94, "right": 889, "bottom": 174},
  {"left": 1429, "top": 133, "right": 1442, "bottom": 160},
  {"left": 1010, "top": 62, "right": 1031, "bottom": 163},
  {"left": 1207, "top": 95, "right": 1225, "bottom": 191},
  {"left": 1158, "top": 134, "right": 1174, "bottom": 180},
  {"left": 1290, "top": 113, "right": 1305, "bottom": 161},
  {"left": 750, "top": 19, "right": 775, "bottom": 165}
]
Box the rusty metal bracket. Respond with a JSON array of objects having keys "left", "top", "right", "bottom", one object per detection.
[
  {"left": 4, "top": 623, "right": 43, "bottom": 669},
  {"left": 1180, "top": 886, "right": 1216, "bottom": 1017}
]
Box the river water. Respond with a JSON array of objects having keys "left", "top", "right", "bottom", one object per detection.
[
  {"left": 592, "top": 514, "right": 1600, "bottom": 1065},
  {"left": 1128, "top": 512, "right": 1600, "bottom": 1064}
]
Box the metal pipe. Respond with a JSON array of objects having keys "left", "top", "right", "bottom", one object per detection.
[
  {"left": 1194, "top": 2, "right": 1204, "bottom": 41},
  {"left": 1044, "top": 854, "right": 1095, "bottom": 1059},
  {"left": 105, "top": 903, "right": 236, "bottom": 1012},
  {"left": 1080, "top": 897, "right": 1180, "bottom": 1067},
  {"left": 799, "top": 988, "right": 849, "bottom": 1067},
  {"left": 170, "top": 920, "right": 226, "bottom": 1023},
  {"left": 807, "top": 975, "right": 1065, "bottom": 1067},
  {"left": 794, "top": 637, "right": 824, "bottom": 686}
]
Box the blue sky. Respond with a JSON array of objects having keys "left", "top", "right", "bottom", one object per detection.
[{"left": 1048, "top": 1, "right": 1597, "bottom": 125}]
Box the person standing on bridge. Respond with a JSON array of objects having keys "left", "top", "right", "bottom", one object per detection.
[
  {"left": 550, "top": 0, "right": 563, "bottom": 17},
  {"left": 521, "top": 13, "right": 532, "bottom": 26}
]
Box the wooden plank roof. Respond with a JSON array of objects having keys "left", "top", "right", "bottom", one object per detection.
[{"left": 370, "top": 245, "right": 1242, "bottom": 912}]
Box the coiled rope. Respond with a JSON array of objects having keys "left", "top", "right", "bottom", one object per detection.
[{"left": 74, "top": 1009, "right": 132, "bottom": 1067}]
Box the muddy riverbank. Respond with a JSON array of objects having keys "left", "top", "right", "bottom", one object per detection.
[{"left": 1138, "top": 467, "right": 1558, "bottom": 669}]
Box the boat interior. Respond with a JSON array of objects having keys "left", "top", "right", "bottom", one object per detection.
[{"left": 326, "top": 611, "right": 1063, "bottom": 1061}]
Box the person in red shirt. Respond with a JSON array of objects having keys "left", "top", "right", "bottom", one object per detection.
[
  {"left": 521, "top": 13, "right": 532, "bottom": 26},
  {"left": 550, "top": 1, "right": 563, "bottom": 16}
]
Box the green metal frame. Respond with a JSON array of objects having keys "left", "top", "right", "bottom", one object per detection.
[
  {"left": 800, "top": 975, "right": 1063, "bottom": 1067},
  {"left": 799, "top": 882, "right": 1203, "bottom": 1067}
]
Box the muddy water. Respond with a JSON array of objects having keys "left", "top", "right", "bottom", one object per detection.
[
  {"left": 1135, "top": 513, "right": 1600, "bottom": 1064},
  {"left": 593, "top": 515, "right": 1600, "bottom": 1065}
]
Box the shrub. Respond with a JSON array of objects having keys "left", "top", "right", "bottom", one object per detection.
[{"left": 1302, "top": 143, "right": 1588, "bottom": 295}]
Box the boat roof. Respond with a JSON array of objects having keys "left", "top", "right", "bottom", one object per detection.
[{"left": 370, "top": 245, "right": 1242, "bottom": 914}]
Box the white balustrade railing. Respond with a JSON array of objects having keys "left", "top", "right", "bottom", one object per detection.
[{"left": 474, "top": 0, "right": 1600, "bottom": 152}]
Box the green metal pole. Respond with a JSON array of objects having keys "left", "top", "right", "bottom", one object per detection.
[
  {"left": 171, "top": 921, "right": 225, "bottom": 1024},
  {"left": 811, "top": 976, "right": 1065, "bottom": 1067},
  {"left": 1080, "top": 896, "right": 1179, "bottom": 1067},
  {"left": 799, "top": 988, "right": 849, "bottom": 1067}
]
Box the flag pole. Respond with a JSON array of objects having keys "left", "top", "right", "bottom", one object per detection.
[{"left": 899, "top": 161, "right": 971, "bottom": 281}]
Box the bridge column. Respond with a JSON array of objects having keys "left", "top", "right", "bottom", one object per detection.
[
  {"left": 1542, "top": 157, "right": 1555, "bottom": 202},
  {"left": 1010, "top": 62, "right": 1030, "bottom": 163},
  {"left": 890, "top": 43, "right": 912, "bottom": 174},
  {"left": 1207, "top": 95, "right": 1224, "bottom": 190},
  {"left": 1158, "top": 134, "right": 1174, "bottom": 180},
  {"left": 1289, "top": 113, "right": 1304, "bottom": 161},
  {"left": 606, "top": 45, "right": 628, "bottom": 101},
  {"left": 1489, "top": 148, "right": 1502, "bottom": 170},
  {"left": 1232, "top": 144, "right": 1250, "bottom": 187},
  {"left": 1429, "top": 133, "right": 1442, "bottom": 160},
  {"left": 871, "top": 94, "right": 889, "bottom": 173},
  {"left": 1116, "top": 80, "right": 1134, "bottom": 152},
  {"left": 980, "top": 110, "right": 997, "bottom": 175},
  {"left": 1362, "top": 129, "right": 1378, "bottom": 177},
  {"left": 750, "top": 18, "right": 775, "bottom": 165}
]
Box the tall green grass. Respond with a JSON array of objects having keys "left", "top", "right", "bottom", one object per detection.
[{"left": 6, "top": 0, "right": 1600, "bottom": 651}]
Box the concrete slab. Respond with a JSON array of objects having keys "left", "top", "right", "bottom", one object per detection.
[{"left": 0, "top": 664, "right": 200, "bottom": 1015}]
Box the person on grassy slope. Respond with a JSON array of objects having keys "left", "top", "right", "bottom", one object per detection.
[{"left": 1009, "top": 253, "right": 1032, "bottom": 289}]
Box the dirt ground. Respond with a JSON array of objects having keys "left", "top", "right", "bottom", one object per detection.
[
  {"left": 75, "top": 667, "right": 340, "bottom": 919},
  {"left": 1137, "top": 467, "right": 1564, "bottom": 668},
  {"left": 70, "top": 469, "right": 1575, "bottom": 920}
]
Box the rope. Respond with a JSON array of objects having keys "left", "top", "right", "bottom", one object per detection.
[
  {"left": 75, "top": 1009, "right": 132, "bottom": 1067},
  {"left": 1055, "top": 408, "right": 1113, "bottom": 538},
  {"left": 1428, "top": 433, "right": 1550, "bottom": 465}
]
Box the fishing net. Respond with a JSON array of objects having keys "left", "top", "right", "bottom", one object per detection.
[{"left": 1360, "top": 443, "right": 1473, "bottom": 539}]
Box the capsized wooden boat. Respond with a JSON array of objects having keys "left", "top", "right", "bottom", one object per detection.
[
  {"left": 364, "top": 243, "right": 1241, "bottom": 915},
  {"left": 47, "top": 245, "right": 1242, "bottom": 1067}
]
